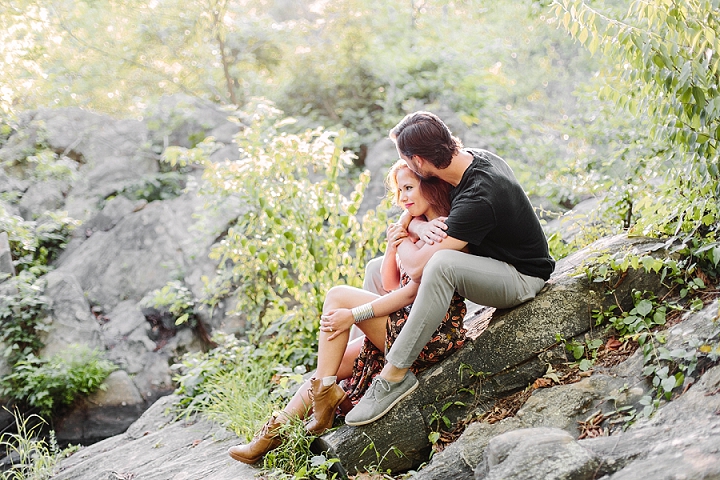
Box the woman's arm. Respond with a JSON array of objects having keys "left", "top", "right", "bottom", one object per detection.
[
  {"left": 380, "top": 223, "right": 404, "bottom": 291},
  {"left": 321, "top": 280, "right": 420, "bottom": 340},
  {"left": 407, "top": 216, "right": 448, "bottom": 244}
]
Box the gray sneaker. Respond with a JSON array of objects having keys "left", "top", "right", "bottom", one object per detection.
[{"left": 345, "top": 371, "right": 418, "bottom": 426}]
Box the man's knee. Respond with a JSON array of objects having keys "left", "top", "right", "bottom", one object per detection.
[{"left": 424, "top": 250, "right": 461, "bottom": 280}]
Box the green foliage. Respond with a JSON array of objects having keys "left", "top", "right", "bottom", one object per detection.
[
  {"left": 0, "top": 271, "right": 48, "bottom": 366},
  {"left": 143, "top": 280, "right": 196, "bottom": 327},
  {"left": 170, "top": 333, "right": 302, "bottom": 441},
  {"left": 162, "top": 137, "right": 220, "bottom": 169},
  {"left": 358, "top": 434, "right": 406, "bottom": 478},
  {"left": 584, "top": 247, "right": 719, "bottom": 419},
  {"left": 553, "top": 0, "right": 720, "bottom": 259},
  {"left": 261, "top": 416, "right": 340, "bottom": 480},
  {"left": 195, "top": 101, "right": 387, "bottom": 367},
  {"left": 0, "top": 0, "right": 282, "bottom": 115},
  {"left": 426, "top": 399, "right": 466, "bottom": 445},
  {"left": 0, "top": 206, "right": 79, "bottom": 275},
  {"left": 557, "top": 333, "right": 603, "bottom": 372},
  {"left": 0, "top": 409, "right": 78, "bottom": 480},
  {"left": 0, "top": 346, "right": 117, "bottom": 417},
  {"left": 15, "top": 148, "right": 76, "bottom": 183},
  {"left": 0, "top": 205, "right": 78, "bottom": 366},
  {"left": 112, "top": 171, "right": 187, "bottom": 204}
]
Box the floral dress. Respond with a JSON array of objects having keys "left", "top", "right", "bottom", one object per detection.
[{"left": 341, "top": 270, "right": 467, "bottom": 406}]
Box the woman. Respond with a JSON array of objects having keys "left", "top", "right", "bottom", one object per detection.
[{"left": 228, "top": 160, "right": 466, "bottom": 464}]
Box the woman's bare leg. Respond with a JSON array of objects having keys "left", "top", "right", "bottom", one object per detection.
[{"left": 281, "top": 285, "right": 392, "bottom": 419}]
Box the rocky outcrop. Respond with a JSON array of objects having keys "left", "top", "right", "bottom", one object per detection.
[
  {"left": 317, "top": 235, "right": 671, "bottom": 473},
  {"left": 52, "top": 394, "right": 248, "bottom": 480},
  {"left": 419, "top": 299, "right": 720, "bottom": 480},
  {"left": 0, "top": 232, "right": 14, "bottom": 277},
  {"left": 50, "top": 244, "right": 720, "bottom": 480},
  {"left": 4, "top": 103, "right": 719, "bottom": 478},
  {"left": 0, "top": 98, "right": 244, "bottom": 443}
]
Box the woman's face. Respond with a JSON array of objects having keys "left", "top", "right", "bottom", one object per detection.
[{"left": 396, "top": 167, "right": 431, "bottom": 217}]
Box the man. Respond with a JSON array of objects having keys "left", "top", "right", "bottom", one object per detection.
[{"left": 345, "top": 111, "right": 555, "bottom": 426}]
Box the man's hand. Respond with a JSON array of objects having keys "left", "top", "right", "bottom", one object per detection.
[{"left": 413, "top": 216, "right": 448, "bottom": 244}]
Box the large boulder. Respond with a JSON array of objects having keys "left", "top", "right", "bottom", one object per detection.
[
  {"left": 8, "top": 107, "right": 157, "bottom": 222},
  {"left": 417, "top": 299, "right": 720, "bottom": 480},
  {"left": 54, "top": 370, "right": 147, "bottom": 446},
  {"left": 317, "top": 235, "right": 672, "bottom": 473},
  {"left": 49, "top": 239, "right": 720, "bottom": 480},
  {"left": 40, "top": 270, "right": 103, "bottom": 357},
  {"left": 52, "top": 394, "right": 251, "bottom": 480},
  {"left": 0, "top": 101, "right": 245, "bottom": 444}
]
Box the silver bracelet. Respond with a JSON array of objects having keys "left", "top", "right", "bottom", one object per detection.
[{"left": 351, "top": 303, "right": 375, "bottom": 324}]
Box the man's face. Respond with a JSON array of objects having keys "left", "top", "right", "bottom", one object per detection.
[{"left": 398, "top": 150, "right": 434, "bottom": 179}]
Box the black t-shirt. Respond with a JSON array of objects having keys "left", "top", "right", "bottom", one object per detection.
[{"left": 444, "top": 149, "right": 555, "bottom": 281}]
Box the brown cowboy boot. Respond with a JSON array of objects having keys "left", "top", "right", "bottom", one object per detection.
[
  {"left": 305, "top": 378, "right": 353, "bottom": 435},
  {"left": 228, "top": 415, "right": 283, "bottom": 464}
]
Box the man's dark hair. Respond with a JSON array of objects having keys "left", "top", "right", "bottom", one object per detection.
[{"left": 389, "top": 111, "right": 463, "bottom": 169}]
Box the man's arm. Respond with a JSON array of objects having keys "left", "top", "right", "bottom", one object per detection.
[
  {"left": 396, "top": 234, "right": 467, "bottom": 282},
  {"left": 407, "top": 216, "right": 448, "bottom": 244}
]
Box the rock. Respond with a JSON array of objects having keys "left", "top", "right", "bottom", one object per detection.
[
  {"left": 52, "top": 395, "right": 255, "bottom": 480},
  {"left": 358, "top": 137, "right": 398, "bottom": 218},
  {"left": 32, "top": 107, "right": 157, "bottom": 222},
  {"left": 417, "top": 299, "right": 720, "bottom": 480},
  {"left": 53, "top": 186, "right": 228, "bottom": 312},
  {"left": 81, "top": 195, "right": 138, "bottom": 235},
  {"left": 17, "top": 178, "right": 69, "bottom": 220},
  {"left": 413, "top": 419, "right": 524, "bottom": 479},
  {"left": 55, "top": 370, "right": 147, "bottom": 445},
  {"left": 50, "top": 263, "right": 720, "bottom": 480},
  {"left": 0, "top": 103, "right": 244, "bottom": 447},
  {"left": 144, "top": 94, "right": 239, "bottom": 149},
  {"left": 544, "top": 197, "right": 603, "bottom": 245},
  {"left": 102, "top": 302, "right": 155, "bottom": 354},
  {"left": 0, "top": 232, "right": 14, "bottom": 278},
  {"left": 41, "top": 270, "right": 102, "bottom": 357},
  {"left": 581, "top": 362, "right": 720, "bottom": 479},
  {"left": 319, "top": 235, "right": 670, "bottom": 473},
  {"left": 475, "top": 427, "right": 600, "bottom": 480}
]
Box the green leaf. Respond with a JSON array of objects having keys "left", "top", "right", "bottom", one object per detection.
[
  {"left": 635, "top": 299, "right": 653, "bottom": 317},
  {"left": 661, "top": 376, "right": 676, "bottom": 393}
]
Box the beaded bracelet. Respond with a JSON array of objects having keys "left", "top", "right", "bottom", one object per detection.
[{"left": 351, "top": 303, "right": 375, "bottom": 324}]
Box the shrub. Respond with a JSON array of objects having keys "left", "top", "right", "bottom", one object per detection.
[{"left": 0, "top": 346, "right": 118, "bottom": 417}]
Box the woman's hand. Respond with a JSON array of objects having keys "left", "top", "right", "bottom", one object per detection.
[
  {"left": 386, "top": 222, "right": 408, "bottom": 250},
  {"left": 320, "top": 309, "right": 355, "bottom": 341}
]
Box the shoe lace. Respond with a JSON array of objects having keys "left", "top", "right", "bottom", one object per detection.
[
  {"left": 368, "top": 376, "right": 391, "bottom": 400},
  {"left": 258, "top": 416, "right": 280, "bottom": 437}
]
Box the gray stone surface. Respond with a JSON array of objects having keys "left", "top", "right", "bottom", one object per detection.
[
  {"left": 0, "top": 102, "right": 243, "bottom": 444},
  {"left": 53, "top": 395, "right": 257, "bottom": 480},
  {"left": 321, "top": 235, "right": 669, "bottom": 473},
  {"left": 41, "top": 270, "right": 103, "bottom": 357},
  {"left": 476, "top": 427, "right": 600, "bottom": 480},
  {"left": 17, "top": 177, "right": 70, "bottom": 220},
  {"left": 0, "top": 231, "right": 14, "bottom": 278},
  {"left": 55, "top": 370, "right": 147, "bottom": 445}
]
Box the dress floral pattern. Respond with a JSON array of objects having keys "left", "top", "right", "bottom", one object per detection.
[{"left": 341, "top": 270, "right": 467, "bottom": 406}]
